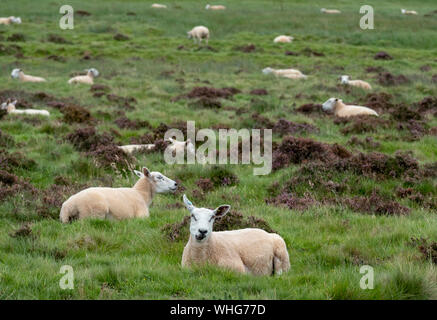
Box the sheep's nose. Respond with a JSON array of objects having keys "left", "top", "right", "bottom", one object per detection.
[
  {"left": 199, "top": 229, "right": 207, "bottom": 235},
  {"left": 174, "top": 182, "right": 178, "bottom": 186}
]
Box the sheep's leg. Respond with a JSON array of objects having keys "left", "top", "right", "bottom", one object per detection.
[{"left": 273, "top": 236, "right": 290, "bottom": 275}]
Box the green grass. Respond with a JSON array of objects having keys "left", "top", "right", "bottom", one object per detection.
[{"left": 0, "top": 0, "right": 436, "bottom": 299}]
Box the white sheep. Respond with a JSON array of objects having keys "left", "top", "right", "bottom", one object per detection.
[
  {"left": 118, "top": 144, "right": 155, "bottom": 154},
  {"left": 0, "top": 16, "right": 22, "bottom": 25},
  {"left": 68, "top": 68, "right": 99, "bottom": 85},
  {"left": 187, "top": 26, "right": 210, "bottom": 45},
  {"left": 1, "top": 99, "right": 50, "bottom": 116},
  {"left": 59, "top": 167, "right": 178, "bottom": 223},
  {"left": 322, "top": 97, "right": 378, "bottom": 118},
  {"left": 166, "top": 138, "right": 195, "bottom": 156},
  {"left": 401, "top": 9, "right": 418, "bottom": 15},
  {"left": 321, "top": 8, "right": 341, "bottom": 14},
  {"left": 181, "top": 195, "right": 290, "bottom": 275},
  {"left": 205, "top": 4, "right": 226, "bottom": 10},
  {"left": 151, "top": 4, "right": 167, "bottom": 9},
  {"left": 340, "top": 75, "right": 372, "bottom": 90},
  {"left": 11, "top": 68, "right": 46, "bottom": 83},
  {"left": 262, "top": 67, "right": 307, "bottom": 79},
  {"left": 273, "top": 35, "right": 294, "bottom": 43}
]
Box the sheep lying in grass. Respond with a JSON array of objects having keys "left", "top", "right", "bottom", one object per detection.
[
  {"left": 321, "top": 8, "right": 341, "bottom": 14},
  {"left": 205, "top": 4, "right": 226, "bottom": 10},
  {"left": 0, "top": 16, "right": 22, "bottom": 25},
  {"left": 11, "top": 68, "right": 46, "bottom": 83},
  {"left": 167, "top": 138, "right": 195, "bottom": 156},
  {"left": 68, "top": 68, "right": 99, "bottom": 85},
  {"left": 340, "top": 75, "right": 372, "bottom": 90},
  {"left": 1, "top": 99, "right": 50, "bottom": 116},
  {"left": 322, "top": 97, "right": 378, "bottom": 118},
  {"left": 60, "top": 167, "right": 178, "bottom": 223},
  {"left": 262, "top": 67, "right": 307, "bottom": 79},
  {"left": 401, "top": 9, "right": 418, "bottom": 15},
  {"left": 187, "top": 26, "right": 209, "bottom": 45},
  {"left": 181, "top": 195, "right": 290, "bottom": 275},
  {"left": 151, "top": 4, "right": 167, "bottom": 9},
  {"left": 118, "top": 144, "right": 155, "bottom": 154},
  {"left": 274, "top": 35, "right": 294, "bottom": 43}
]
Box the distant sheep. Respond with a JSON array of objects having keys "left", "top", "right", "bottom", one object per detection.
[
  {"left": 11, "top": 68, "right": 46, "bottom": 83},
  {"left": 68, "top": 68, "right": 99, "bottom": 85},
  {"left": 401, "top": 9, "right": 418, "bottom": 15},
  {"left": 59, "top": 167, "right": 178, "bottom": 223},
  {"left": 205, "top": 4, "right": 226, "bottom": 10},
  {"left": 167, "top": 138, "right": 195, "bottom": 156},
  {"left": 181, "top": 195, "right": 290, "bottom": 275},
  {"left": 322, "top": 97, "right": 378, "bottom": 118},
  {"left": 151, "top": 4, "right": 167, "bottom": 9},
  {"left": 340, "top": 75, "right": 372, "bottom": 90},
  {"left": 274, "top": 35, "right": 294, "bottom": 43},
  {"left": 187, "top": 26, "right": 209, "bottom": 45},
  {"left": 321, "top": 8, "right": 341, "bottom": 14},
  {"left": 0, "top": 16, "right": 21, "bottom": 25},
  {"left": 262, "top": 67, "right": 307, "bottom": 79},
  {"left": 118, "top": 144, "right": 155, "bottom": 154},
  {"left": 1, "top": 99, "right": 50, "bottom": 116}
]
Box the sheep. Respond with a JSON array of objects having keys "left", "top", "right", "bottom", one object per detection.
[
  {"left": 322, "top": 97, "right": 378, "bottom": 118},
  {"left": 59, "top": 167, "right": 178, "bottom": 223},
  {"left": 68, "top": 68, "right": 99, "bottom": 85},
  {"left": 181, "top": 195, "right": 290, "bottom": 276},
  {"left": 273, "top": 35, "right": 294, "bottom": 43},
  {"left": 401, "top": 9, "right": 418, "bottom": 15},
  {"left": 205, "top": 4, "right": 226, "bottom": 10},
  {"left": 187, "top": 26, "right": 210, "bottom": 45},
  {"left": 262, "top": 67, "right": 307, "bottom": 79},
  {"left": 151, "top": 4, "right": 167, "bottom": 9},
  {"left": 1, "top": 99, "right": 50, "bottom": 116},
  {"left": 11, "top": 68, "right": 46, "bottom": 83},
  {"left": 0, "top": 16, "right": 22, "bottom": 25},
  {"left": 166, "top": 138, "right": 195, "bottom": 156},
  {"left": 340, "top": 75, "right": 372, "bottom": 90},
  {"left": 321, "top": 8, "right": 341, "bottom": 14},
  {"left": 118, "top": 144, "right": 155, "bottom": 154}
]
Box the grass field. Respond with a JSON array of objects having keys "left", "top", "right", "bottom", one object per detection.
[{"left": 0, "top": 0, "right": 436, "bottom": 299}]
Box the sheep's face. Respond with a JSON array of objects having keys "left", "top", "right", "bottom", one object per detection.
[
  {"left": 11, "top": 17, "right": 21, "bottom": 24},
  {"left": 11, "top": 69, "right": 21, "bottom": 79},
  {"left": 134, "top": 167, "right": 178, "bottom": 193},
  {"left": 183, "top": 194, "right": 231, "bottom": 242},
  {"left": 87, "top": 68, "right": 99, "bottom": 77},
  {"left": 205, "top": 4, "right": 210, "bottom": 10},
  {"left": 322, "top": 98, "right": 339, "bottom": 112},
  {"left": 187, "top": 31, "right": 192, "bottom": 39},
  {"left": 262, "top": 67, "right": 274, "bottom": 75},
  {"left": 167, "top": 138, "right": 195, "bottom": 155},
  {"left": 321, "top": 8, "right": 326, "bottom": 12},
  {"left": 340, "top": 75, "right": 349, "bottom": 84}
]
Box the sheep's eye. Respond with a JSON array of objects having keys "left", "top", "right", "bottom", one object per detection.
[{"left": 191, "top": 214, "right": 197, "bottom": 221}]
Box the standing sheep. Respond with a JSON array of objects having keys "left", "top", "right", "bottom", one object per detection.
[
  {"left": 0, "top": 16, "right": 21, "bottom": 25},
  {"left": 401, "top": 9, "right": 418, "bottom": 15},
  {"left": 59, "top": 167, "right": 178, "bottom": 223},
  {"left": 321, "top": 8, "right": 341, "bottom": 14},
  {"left": 68, "top": 68, "right": 99, "bottom": 85},
  {"left": 11, "top": 68, "right": 46, "bottom": 83},
  {"left": 273, "top": 35, "right": 294, "bottom": 43},
  {"left": 187, "top": 26, "right": 210, "bottom": 45},
  {"left": 262, "top": 67, "right": 307, "bottom": 79},
  {"left": 205, "top": 4, "right": 226, "bottom": 10},
  {"left": 340, "top": 75, "right": 372, "bottom": 90},
  {"left": 1, "top": 99, "right": 50, "bottom": 116},
  {"left": 181, "top": 195, "right": 291, "bottom": 276},
  {"left": 322, "top": 97, "right": 378, "bottom": 118}
]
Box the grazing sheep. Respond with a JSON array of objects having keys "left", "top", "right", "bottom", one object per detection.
[
  {"left": 401, "top": 9, "right": 418, "bottom": 15},
  {"left": 187, "top": 26, "right": 210, "bottom": 45},
  {"left": 0, "top": 16, "right": 21, "bottom": 25},
  {"left": 11, "top": 68, "right": 46, "bottom": 83},
  {"left": 322, "top": 97, "right": 378, "bottom": 118},
  {"left": 340, "top": 75, "right": 372, "bottom": 90},
  {"left": 262, "top": 67, "right": 307, "bottom": 79},
  {"left": 205, "top": 4, "right": 226, "bottom": 10},
  {"left": 273, "top": 35, "right": 294, "bottom": 43},
  {"left": 181, "top": 195, "right": 291, "bottom": 276},
  {"left": 151, "top": 4, "right": 167, "bottom": 9},
  {"left": 118, "top": 144, "right": 155, "bottom": 154},
  {"left": 321, "top": 8, "right": 341, "bottom": 14},
  {"left": 68, "top": 68, "right": 99, "bottom": 85},
  {"left": 1, "top": 99, "right": 50, "bottom": 116},
  {"left": 59, "top": 167, "right": 178, "bottom": 223}
]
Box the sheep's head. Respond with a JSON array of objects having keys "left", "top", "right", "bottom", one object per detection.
[
  {"left": 340, "top": 75, "right": 350, "bottom": 84},
  {"left": 321, "top": 8, "right": 326, "bottom": 12},
  {"left": 401, "top": 9, "right": 406, "bottom": 13},
  {"left": 11, "top": 17, "right": 21, "bottom": 24},
  {"left": 322, "top": 97, "right": 340, "bottom": 112},
  {"left": 11, "top": 68, "right": 22, "bottom": 79},
  {"left": 187, "top": 31, "right": 192, "bottom": 39},
  {"left": 134, "top": 167, "right": 178, "bottom": 193},
  {"left": 262, "top": 67, "right": 274, "bottom": 75},
  {"left": 205, "top": 4, "right": 210, "bottom": 10},
  {"left": 87, "top": 68, "right": 99, "bottom": 78},
  {"left": 183, "top": 194, "right": 231, "bottom": 243}
]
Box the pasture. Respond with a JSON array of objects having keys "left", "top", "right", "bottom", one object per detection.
[{"left": 0, "top": 0, "right": 436, "bottom": 299}]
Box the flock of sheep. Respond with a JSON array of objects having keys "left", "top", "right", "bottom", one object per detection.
[{"left": 0, "top": 4, "right": 421, "bottom": 276}]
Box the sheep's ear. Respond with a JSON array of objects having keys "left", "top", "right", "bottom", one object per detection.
[
  {"left": 213, "top": 205, "right": 231, "bottom": 218},
  {"left": 12, "top": 100, "right": 17, "bottom": 105},
  {"left": 183, "top": 194, "right": 194, "bottom": 211},
  {"left": 185, "top": 139, "right": 191, "bottom": 145},
  {"left": 142, "top": 167, "right": 151, "bottom": 177},
  {"left": 334, "top": 98, "right": 338, "bottom": 102},
  {"left": 134, "top": 170, "right": 144, "bottom": 178}
]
